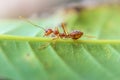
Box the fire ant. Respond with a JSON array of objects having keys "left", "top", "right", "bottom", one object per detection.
[
  {"left": 19, "top": 16, "right": 84, "bottom": 40},
  {"left": 43, "top": 23, "right": 84, "bottom": 40},
  {"left": 20, "top": 16, "right": 83, "bottom": 40}
]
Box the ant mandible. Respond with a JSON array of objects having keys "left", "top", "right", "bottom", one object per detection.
[{"left": 19, "top": 16, "right": 84, "bottom": 40}]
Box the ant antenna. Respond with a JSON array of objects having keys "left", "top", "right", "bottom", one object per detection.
[{"left": 19, "top": 16, "right": 46, "bottom": 31}]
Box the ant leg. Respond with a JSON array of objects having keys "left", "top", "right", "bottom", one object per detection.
[
  {"left": 61, "top": 23, "right": 68, "bottom": 35},
  {"left": 39, "top": 27, "right": 60, "bottom": 49},
  {"left": 52, "top": 36, "right": 59, "bottom": 48},
  {"left": 52, "top": 34, "right": 59, "bottom": 40},
  {"left": 52, "top": 27, "right": 60, "bottom": 47},
  {"left": 38, "top": 43, "right": 50, "bottom": 50},
  {"left": 52, "top": 27, "right": 60, "bottom": 40}
]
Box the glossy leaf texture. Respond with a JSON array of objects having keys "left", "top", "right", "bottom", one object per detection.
[{"left": 0, "top": 6, "right": 120, "bottom": 80}]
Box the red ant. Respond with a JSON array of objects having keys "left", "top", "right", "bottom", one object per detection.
[
  {"left": 19, "top": 16, "right": 94, "bottom": 40},
  {"left": 43, "top": 23, "right": 84, "bottom": 40}
]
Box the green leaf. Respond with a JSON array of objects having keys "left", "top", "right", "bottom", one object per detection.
[{"left": 0, "top": 6, "right": 120, "bottom": 80}]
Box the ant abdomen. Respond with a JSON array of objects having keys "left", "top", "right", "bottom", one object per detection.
[{"left": 69, "top": 30, "right": 83, "bottom": 40}]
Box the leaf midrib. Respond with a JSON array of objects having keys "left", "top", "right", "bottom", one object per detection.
[{"left": 0, "top": 35, "right": 120, "bottom": 43}]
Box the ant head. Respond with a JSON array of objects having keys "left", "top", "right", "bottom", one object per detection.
[
  {"left": 44, "top": 29, "right": 53, "bottom": 36},
  {"left": 70, "top": 30, "right": 83, "bottom": 40}
]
